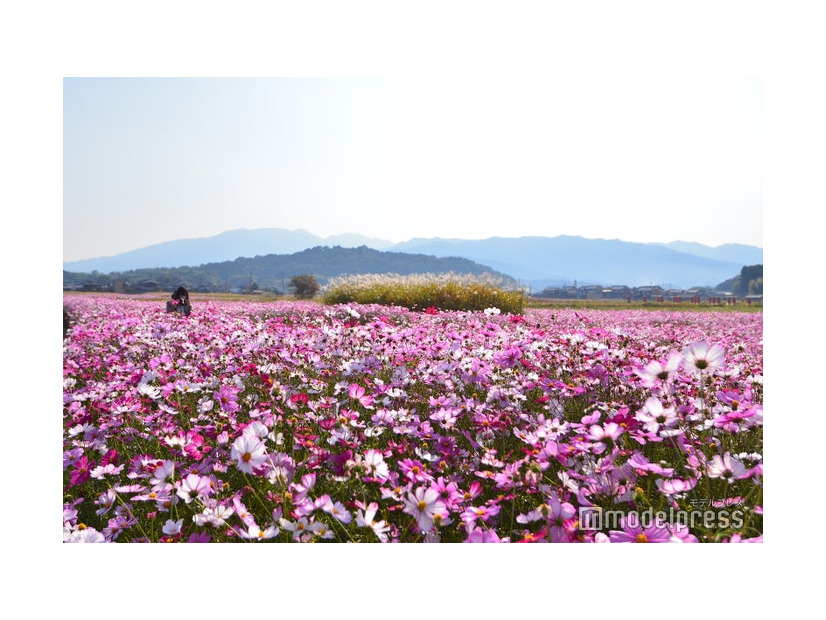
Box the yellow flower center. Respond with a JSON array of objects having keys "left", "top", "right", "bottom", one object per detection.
[{"left": 636, "top": 533, "right": 648, "bottom": 543}]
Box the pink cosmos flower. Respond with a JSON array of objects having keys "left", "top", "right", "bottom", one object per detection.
[
  {"left": 69, "top": 455, "right": 95, "bottom": 486},
  {"left": 103, "top": 512, "right": 136, "bottom": 541},
  {"left": 63, "top": 447, "right": 84, "bottom": 470},
  {"left": 193, "top": 501, "right": 235, "bottom": 527},
  {"left": 94, "top": 489, "right": 118, "bottom": 516},
  {"left": 713, "top": 408, "right": 757, "bottom": 431},
  {"left": 634, "top": 351, "right": 683, "bottom": 387},
  {"left": 723, "top": 533, "right": 763, "bottom": 543},
  {"left": 609, "top": 516, "right": 672, "bottom": 543},
  {"left": 456, "top": 481, "right": 484, "bottom": 506},
  {"left": 361, "top": 449, "right": 390, "bottom": 480},
  {"left": 214, "top": 384, "right": 241, "bottom": 413},
  {"left": 149, "top": 460, "right": 175, "bottom": 489},
  {"left": 184, "top": 431, "right": 208, "bottom": 461},
  {"left": 176, "top": 473, "right": 212, "bottom": 504},
  {"left": 706, "top": 452, "right": 748, "bottom": 483},
  {"left": 626, "top": 452, "right": 674, "bottom": 477},
  {"left": 291, "top": 473, "right": 317, "bottom": 503},
  {"left": 399, "top": 458, "right": 431, "bottom": 483},
  {"left": 163, "top": 519, "right": 184, "bottom": 536},
  {"left": 668, "top": 522, "right": 699, "bottom": 543},
  {"left": 233, "top": 496, "right": 256, "bottom": 527},
  {"left": 635, "top": 397, "right": 678, "bottom": 435},
  {"left": 90, "top": 463, "right": 125, "bottom": 479},
  {"left": 460, "top": 503, "right": 501, "bottom": 531},
  {"left": 429, "top": 477, "right": 461, "bottom": 510},
  {"left": 279, "top": 516, "right": 320, "bottom": 541},
  {"left": 241, "top": 523, "right": 280, "bottom": 540},
  {"left": 656, "top": 477, "right": 697, "bottom": 495},
  {"left": 586, "top": 422, "right": 624, "bottom": 453},
  {"left": 461, "top": 358, "right": 490, "bottom": 385},
  {"left": 546, "top": 495, "right": 576, "bottom": 542},
  {"left": 493, "top": 345, "right": 522, "bottom": 369},
  {"left": 356, "top": 502, "right": 392, "bottom": 542},
  {"left": 465, "top": 529, "right": 506, "bottom": 543},
  {"left": 348, "top": 383, "right": 375, "bottom": 408},
  {"left": 316, "top": 495, "right": 352, "bottom": 524},
  {"left": 100, "top": 449, "right": 119, "bottom": 466}
]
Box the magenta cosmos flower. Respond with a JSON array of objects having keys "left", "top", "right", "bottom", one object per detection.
[{"left": 214, "top": 384, "right": 241, "bottom": 413}]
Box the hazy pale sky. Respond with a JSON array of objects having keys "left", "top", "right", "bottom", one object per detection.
[{"left": 63, "top": 77, "right": 762, "bottom": 262}]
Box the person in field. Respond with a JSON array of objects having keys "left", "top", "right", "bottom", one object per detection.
[{"left": 167, "top": 286, "right": 192, "bottom": 315}]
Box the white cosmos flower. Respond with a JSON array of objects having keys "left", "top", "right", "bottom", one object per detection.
[
  {"left": 137, "top": 382, "right": 162, "bottom": 400},
  {"left": 682, "top": 342, "right": 725, "bottom": 375},
  {"left": 162, "top": 519, "right": 184, "bottom": 536},
  {"left": 706, "top": 452, "right": 748, "bottom": 482},
  {"left": 231, "top": 432, "right": 268, "bottom": 474}
]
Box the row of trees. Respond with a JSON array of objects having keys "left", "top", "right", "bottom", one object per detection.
[
  {"left": 734, "top": 265, "right": 763, "bottom": 296},
  {"left": 63, "top": 245, "right": 513, "bottom": 294},
  {"left": 246, "top": 275, "right": 321, "bottom": 299},
  {"left": 290, "top": 274, "right": 320, "bottom": 299},
  {"left": 713, "top": 264, "right": 763, "bottom": 297},
  {"left": 64, "top": 270, "right": 323, "bottom": 299}
]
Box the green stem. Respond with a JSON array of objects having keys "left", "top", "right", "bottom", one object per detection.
[
  {"left": 113, "top": 491, "right": 152, "bottom": 541},
  {"left": 242, "top": 473, "right": 273, "bottom": 515}
]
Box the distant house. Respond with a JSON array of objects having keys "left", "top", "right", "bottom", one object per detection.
[
  {"left": 81, "top": 280, "right": 108, "bottom": 292},
  {"left": 633, "top": 286, "right": 664, "bottom": 300},
  {"left": 581, "top": 284, "right": 603, "bottom": 300},
  {"left": 665, "top": 289, "right": 688, "bottom": 302},
  {"left": 137, "top": 280, "right": 162, "bottom": 292},
  {"left": 605, "top": 285, "right": 630, "bottom": 299}
]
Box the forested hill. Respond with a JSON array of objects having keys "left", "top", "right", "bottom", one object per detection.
[{"left": 63, "top": 245, "right": 515, "bottom": 292}]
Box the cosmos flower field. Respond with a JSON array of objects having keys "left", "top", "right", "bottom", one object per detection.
[{"left": 62, "top": 295, "right": 762, "bottom": 543}]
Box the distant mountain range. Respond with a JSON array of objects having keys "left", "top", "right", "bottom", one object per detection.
[
  {"left": 64, "top": 229, "right": 395, "bottom": 274},
  {"left": 62, "top": 245, "right": 514, "bottom": 292},
  {"left": 63, "top": 227, "right": 763, "bottom": 289},
  {"left": 392, "top": 236, "right": 762, "bottom": 289}
]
